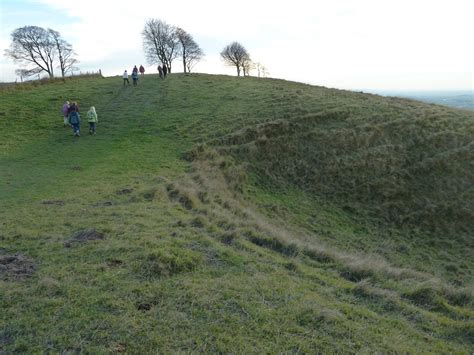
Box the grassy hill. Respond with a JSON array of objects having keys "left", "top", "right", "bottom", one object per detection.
[{"left": 0, "top": 74, "right": 473, "bottom": 353}]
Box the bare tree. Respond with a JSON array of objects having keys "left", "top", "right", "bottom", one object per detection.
[
  {"left": 220, "top": 42, "right": 249, "bottom": 77},
  {"left": 5, "top": 26, "right": 56, "bottom": 78},
  {"left": 48, "top": 29, "right": 78, "bottom": 78},
  {"left": 176, "top": 27, "right": 204, "bottom": 74},
  {"left": 142, "top": 19, "right": 179, "bottom": 73},
  {"left": 255, "top": 62, "right": 269, "bottom": 78},
  {"left": 5, "top": 26, "right": 78, "bottom": 79},
  {"left": 242, "top": 56, "right": 254, "bottom": 76},
  {"left": 15, "top": 69, "right": 30, "bottom": 82}
]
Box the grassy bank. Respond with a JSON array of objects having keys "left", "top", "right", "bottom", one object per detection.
[{"left": 0, "top": 74, "right": 472, "bottom": 352}]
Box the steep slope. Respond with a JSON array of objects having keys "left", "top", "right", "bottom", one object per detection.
[{"left": 0, "top": 74, "right": 472, "bottom": 353}]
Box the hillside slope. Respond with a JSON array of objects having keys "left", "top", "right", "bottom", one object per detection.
[{"left": 0, "top": 74, "right": 473, "bottom": 353}]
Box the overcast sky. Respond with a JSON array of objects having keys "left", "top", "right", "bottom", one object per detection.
[{"left": 1, "top": 0, "right": 473, "bottom": 91}]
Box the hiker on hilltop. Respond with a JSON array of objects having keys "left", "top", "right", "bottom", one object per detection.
[
  {"left": 131, "top": 70, "right": 139, "bottom": 86},
  {"left": 157, "top": 65, "right": 163, "bottom": 79},
  {"left": 68, "top": 102, "right": 81, "bottom": 137},
  {"left": 123, "top": 70, "right": 130, "bottom": 85},
  {"left": 87, "top": 106, "right": 98, "bottom": 135},
  {"left": 139, "top": 65, "right": 145, "bottom": 76},
  {"left": 133, "top": 65, "right": 138, "bottom": 74},
  {"left": 162, "top": 64, "right": 168, "bottom": 78},
  {"left": 62, "top": 101, "right": 70, "bottom": 127}
]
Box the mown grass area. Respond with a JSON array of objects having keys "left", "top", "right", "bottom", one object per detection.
[{"left": 0, "top": 74, "right": 473, "bottom": 352}]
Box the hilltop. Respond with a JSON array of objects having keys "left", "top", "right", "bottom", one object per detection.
[{"left": 0, "top": 74, "right": 473, "bottom": 353}]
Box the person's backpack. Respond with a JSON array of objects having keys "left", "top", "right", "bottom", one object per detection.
[{"left": 69, "top": 111, "right": 80, "bottom": 124}]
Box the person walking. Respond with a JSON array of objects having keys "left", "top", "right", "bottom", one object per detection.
[
  {"left": 162, "top": 64, "right": 168, "bottom": 78},
  {"left": 139, "top": 65, "right": 145, "bottom": 76},
  {"left": 62, "top": 101, "right": 70, "bottom": 127},
  {"left": 131, "top": 70, "right": 139, "bottom": 86},
  {"left": 133, "top": 65, "right": 138, "bottom": 75},
  {"left": 123, "top": 70, "right": 130, "bottom": 85},
  {"left": 157, "top": 65, "right": 163, "bottom": 79},
  {"left": 87, "top": 106, "right": 98, "bottom": 135},
  {"left": 68, "top": 102, "right": 81, "bottom": 136},
  {"left": 67, "top": 101, "right": 80, "bottom": 114}
]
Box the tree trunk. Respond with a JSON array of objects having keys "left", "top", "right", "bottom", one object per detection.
[
  {"left": 236, "top": 66, "right": 240, "bottom": 76},
  {"left": 183, "top": 53, "right": 187, "bottom": 74}
]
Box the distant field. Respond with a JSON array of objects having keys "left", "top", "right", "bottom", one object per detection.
[
  {"left": 1, "top": 74, "right": 473, "bottom": 353},
  {"left": 367, "top": 90, "right": 474, "bottom": 110}
]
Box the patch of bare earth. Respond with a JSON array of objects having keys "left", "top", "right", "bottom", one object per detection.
[{"left": 0, "top": 253, "right": 36, "bottom": 281}]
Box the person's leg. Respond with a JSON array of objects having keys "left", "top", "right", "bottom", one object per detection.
[
  {"left": 64, "top": 116, "right": 68, "bottom": 126},
  {"left": 72, "top": 123, "right": 79, "bottom": 136}
]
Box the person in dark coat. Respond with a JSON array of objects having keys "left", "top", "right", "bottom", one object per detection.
[
  {"left": 132, "top": 65, "right": 138, "bottom": 74},
  {"left": 67, "top": 101, "right": 80, "bottom": 114},
  {"left": 139, "top": 65, "right": 145, "bottom": 76},
  {"left": 131, "top": 70, "right": 139, "bottom": 86},
  {"left": 162, "top": 64, "right": 168, "bottom": 78},
  {"left": 157, "top": 65, "right": 163, "bottom": 79},
  {"left": 68, "top": 102, "right": 81, "bottom": 136}
]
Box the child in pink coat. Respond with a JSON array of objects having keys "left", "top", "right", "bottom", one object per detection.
[{"left": 62, "top": 101, "right": 70, "bottom": 126}]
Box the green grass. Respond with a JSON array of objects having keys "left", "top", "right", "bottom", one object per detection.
[{"left": 1, "top": 74, "right": 473, "bottom": 352}]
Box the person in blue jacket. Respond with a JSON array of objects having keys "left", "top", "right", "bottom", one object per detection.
[{"left": 131, "top": 70, "right": 139, "bottom": 86}]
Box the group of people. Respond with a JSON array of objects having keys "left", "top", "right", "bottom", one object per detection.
[
  {"left": 63, "top": 63, "right": 170, "bottom": 137},
  {"left": 123, "top": 65, "right": 145, "bottom": 86},
  {"left": 62, "top": 101, "right": 98, "bottom": 137},
  {"left": 122, "top": 64, "right": 168, "bottom": 85},
  {"left": 157, "top": 64, "right": 168, "bottom": 79}
]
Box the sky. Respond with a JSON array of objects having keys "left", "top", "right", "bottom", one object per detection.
[{"left": 0, "top": 0, "right": 473, "bottom": 91}]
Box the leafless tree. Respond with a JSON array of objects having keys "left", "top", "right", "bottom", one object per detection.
[
  {"left": 255, "top": 62, "right": 269, "bottom": 78},
  {"left": 5, "top": 26, "right": 78, "bottom": 79},
  {"left": 15, "top": 69, "right": 30, "bottom": 82},
  {"left": 176, "top": 27, "right": 204, "bottom": 74},
  {"left": 142, "top": 19, "right": 179, "bottom": 73},
  {"left": 5, "top": 26, "right": 56, "bottom": 78},
  {"left": 48, "top": 29, "right": 79, "bottom": 78},
  {"left": 220, "top": 42, "right": 250, "bottom": 77},
  {"left": 242, "top": 57, "right": 254, "bottom": 76}
]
